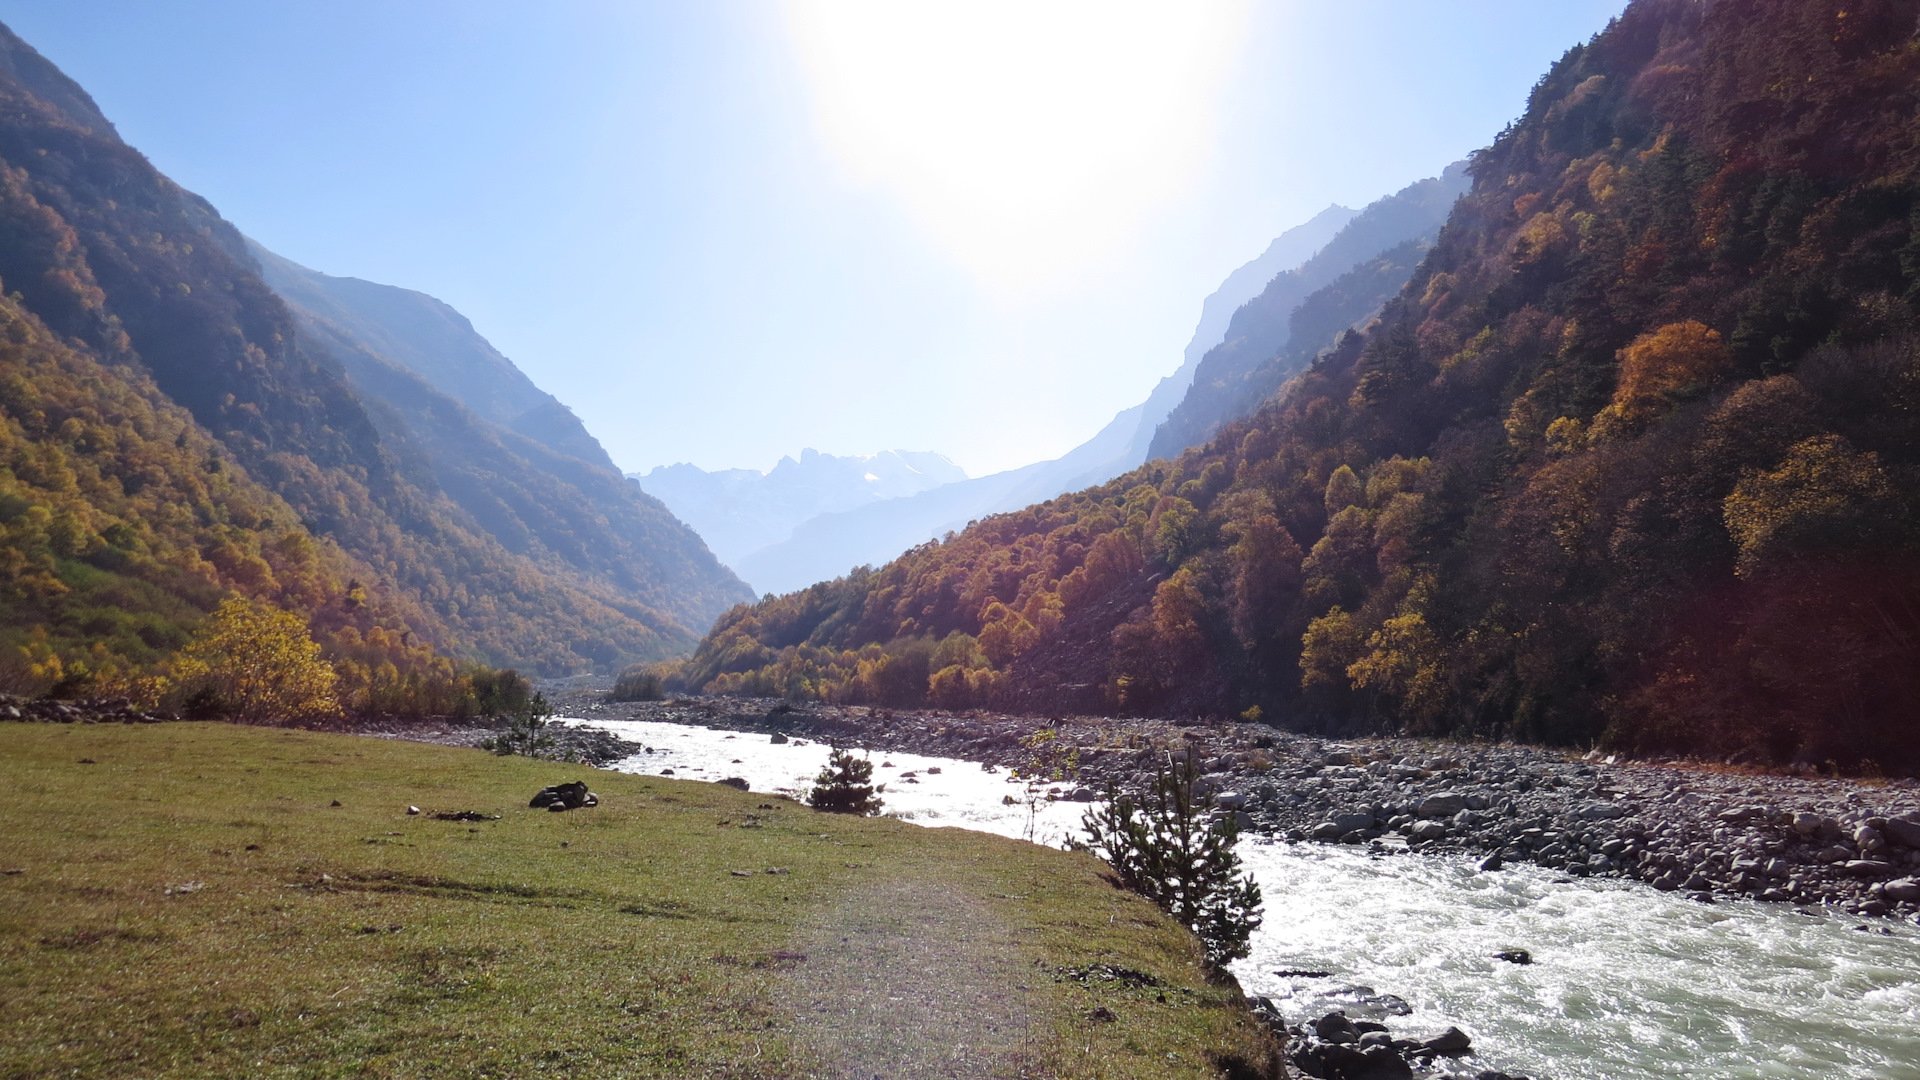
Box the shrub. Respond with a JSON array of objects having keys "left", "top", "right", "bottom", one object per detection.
[
  {"left": 1081, "top": 749, "right": 1263, "bottom": 966},
  {"left": 480, "top": 690, "right": 555, "bottom": 757},
  {"left": 611, "top": 661, "right": 674, "bottom": 702},
  {"left": 807, "top": 746, "right": 884, "bottom": 815}
]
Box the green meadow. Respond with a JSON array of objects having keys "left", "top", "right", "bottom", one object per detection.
[{"left": 0, "top": 723, "right": 1280, "bottom": 1078}]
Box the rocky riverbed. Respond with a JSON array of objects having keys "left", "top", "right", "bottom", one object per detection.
[
  {"left": 558, "top": 693, "right": 1920, "bottom": 925},
  {"left": 0, "top": 696, "right": 646, "bottom": 768}
]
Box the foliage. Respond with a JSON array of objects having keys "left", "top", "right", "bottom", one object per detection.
[
  {"left": 611, "top": 661, "right": 673, "bottom": 701},
  {"left": 165, "top": 597, "right": 341, "bottom": 722},
  {"left": 478, "top": 685, "right": 555, "bottom": 757},
  {"left": 683, "top": 0, "right": 1920, "bottom": 772},
  {"left": 1080, "top": 750, "right": 1264, "bottom": 966},
  {"left": 806, "top": 746, "right": 884, "bottom": 815},
  {"left": 0, "top": 29, "right": 748, "bottom": 679}
]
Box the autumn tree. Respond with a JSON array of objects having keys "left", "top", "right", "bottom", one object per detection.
[
  {"left": 1594, "top": 320, "right": 1733, "bottom": 432},
  {"left": 167, "top": 597, "right": 341, "bottom": 722}
]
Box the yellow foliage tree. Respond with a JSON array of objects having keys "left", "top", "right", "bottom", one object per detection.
[
  {"left": 1596, "top": 320, "right": 1733, "bottom": 431},
  {"left": 1723, "top": 434, "right": 1897, "bottom": 576},
  {"left": 167, "top": 597, "right": 341, "bottom": 722}
]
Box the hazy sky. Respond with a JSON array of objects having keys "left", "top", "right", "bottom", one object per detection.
[{"left": 0, "top": 1, "right": 1625, "bottom": 477}]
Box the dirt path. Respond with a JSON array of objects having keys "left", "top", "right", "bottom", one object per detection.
[{"left": 776, "top": 873, "right": 1054, "bottom": 1079}]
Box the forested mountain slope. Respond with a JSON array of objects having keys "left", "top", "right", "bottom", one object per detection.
[
  {"left": 680, "top": 0, "right": 1920, "bottom": 772},
  {"left": 251, "top": 245, "right": 751, "bottom": 642},
  {"left": 0, "top": 22, "right": 746, "bottom": 681},
  {"left": 1147, "top": 163, "right": 1470, "bottom": 459}
]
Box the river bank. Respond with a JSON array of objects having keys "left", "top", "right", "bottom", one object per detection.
[{"left": 555, "top": 692, "right": 1920, "bottom": 924}]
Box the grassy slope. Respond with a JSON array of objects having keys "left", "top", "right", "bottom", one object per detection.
[{"left": 0, "top": 724, "right": 1279, "bottom": 1078}]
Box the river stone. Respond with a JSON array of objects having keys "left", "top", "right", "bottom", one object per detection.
[
  {"left": 1314, "top": 1011, "right": 1360, "bottom": 1044},
  {"left": 1575, "top": 801, "right": 1628, "bottom": 820},
  {"left": 1331, "top": 810, "right": 1377, "bottom": 833},
  {"left": 1410, "top": 821, "right": 1449, "bottom": 841},
  {"left": 1884, "top": 878, "right": 1920, "bottom": 903},
  {"left": 1355, "top": 1045, "right": 1414, "bottom": 1079},
  {"left": 1845, "top": 860, "right": 1895, "bottom": 878},
  {"left": 1417, "top": 793, "right": 1467, "bottom": 817},
  {"left": 1425, "top": 1026, "right": 1473, "bottom": 1055},
  {"left": 1791, "top": 811, "right": 1825, "bottom": 836},
  {"left": 1886, "top": 818, "right": 1920, "bottom": 850},
  {"left": 1214, "top": 791, "right": 1248, "bottom": 811}
]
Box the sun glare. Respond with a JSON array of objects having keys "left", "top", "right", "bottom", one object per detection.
[{"left": 781, "top": 0, "right": 1249, "bottom": 298}]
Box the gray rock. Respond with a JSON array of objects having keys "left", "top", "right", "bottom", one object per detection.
[
  {"left": 1355, "top": 1045, "right": 1414, "bottom": 1079},
  {"left": 1331, "top": 810, "right": 1378, "bottom": 833},
  {"left": 1425, "top": 1026, "right": 1473, "bottom": 1055},
  {"left": 1314, "top": 1010, "right": 1360, "bottom": 1044},
  {"left": 1791, "top": 811, "right": 1825, "bottom": 837},
  {"left": 1883, "top": 877, "right": 1920, "bottom": 903},
  {"left": 1418, "top": 793, "right": 1468, "bottom": 817},
  {"left": 1410, "top": 821, "right": 1450, "bottom": 841},
  {"left": 1845, "top": 860, "right": 1895, "bottom": 878},
  {"left": 1575, "top": 801, "right": 1628, "bottom": 820},
  {"left": 1886, "top": 817, "right": 1920, "bottom": 850}
]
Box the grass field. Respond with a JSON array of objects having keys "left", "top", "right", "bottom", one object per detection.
[{"left": 0, "top": 723, "right": 1282, "bottom": 1078}]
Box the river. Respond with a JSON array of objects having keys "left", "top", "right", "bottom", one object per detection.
[{"left": 567, "top": 716, "right": 1920, "bottom": 1079}]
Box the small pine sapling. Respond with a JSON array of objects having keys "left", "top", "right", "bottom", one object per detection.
[
  {"left": 807, "top": 746, "right": 885, "bottom": 815},
  {"left": 1081, "top": 747, "right": 1263, "bottom": 966}
]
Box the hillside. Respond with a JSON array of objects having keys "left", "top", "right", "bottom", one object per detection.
[
  {"left": 1147, "top": 163, "right": 1470, "bottom": 460},
  {"left": 678, "top": 0, "right": 1920, "bottom": 773},
  {"left": 251, "top": 245, "right": 751, "bottom": 643},
  {"left": 0, "top": 23, "right": 756, "bottom": 687}
]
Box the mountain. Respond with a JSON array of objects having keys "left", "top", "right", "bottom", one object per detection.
[
  {"left": 678, "top": 0, "right": 1920, "bottom": 773},
  {"left": 0, "top": 20, "right": 749, "bottom": 688},
  {"left": 727, "top": 206, "right": 1365, "bottom": 596},
  {"left": 249, "top": 245, "right": 751, "bottom": 643},
  {"left": 1044, "top": 203, "right": 1359, "bottom": 491},
  {"left": 1147, "top": 163, "right": 1471, "bottom": 459},
  {"left": 634, "top": 448, "right": 965, "bottom": 587}
]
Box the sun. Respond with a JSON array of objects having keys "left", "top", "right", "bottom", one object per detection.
[{"left": 781, "top": 0, "right": 1249, "bottom": 298}]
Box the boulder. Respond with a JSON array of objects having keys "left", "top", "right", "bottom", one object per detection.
[
  {"left": 1883, "top": 878, "right": 1920, "bottom": 903},
  {"left": 1331, "top": 810, "right": 1378, "bottom": 833},
  {"left": 1574, "top": 801, "right": 1628, "bottom": 821},
  {"left": 1417, "top": 793, "right": 1467, "bottom": 817},
  {"left": 1409, "top": 821, "right": 1449, "bottom": 841},
  {"left": 1313, "top": 1010, "right": 1360, "bottom": 1044},
  {"left": 530, "top": 781, "right": 599, "bottom": 811},
  {"left": 1424, "top": 1026, "right": 1473, "bottom": 1055},
  {"left": 1885, "top": 817, "right": 1920, "bottom": 850}
]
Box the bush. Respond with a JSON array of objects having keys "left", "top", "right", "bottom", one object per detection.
[
  {"left": 807, "top": 746, "right": 884, "bottom": 815},
  {"left": 611, "top": 663, "right": 669, "bottom": 702},
  {"left": 480, "top": 689, "right": 554, "bottom": 757},
  {"left": 1080, "top": 749, "right": 1263, "bottom": 966}
]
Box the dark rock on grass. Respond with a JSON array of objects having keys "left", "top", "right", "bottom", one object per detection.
[
  {"left": 716, "top": 777, "right": 751, "bottom": 791},
  {"left": 530, "top": 781, "right": 598, "bottom": 811}
]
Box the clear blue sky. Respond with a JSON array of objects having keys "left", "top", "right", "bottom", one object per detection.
[{"left": 0, "top": 1, "right": 1626, "bottom": 477}]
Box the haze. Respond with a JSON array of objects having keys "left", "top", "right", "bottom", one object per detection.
[{"left": 0, "top": 1, "right": 1625, "bottom": 476}]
